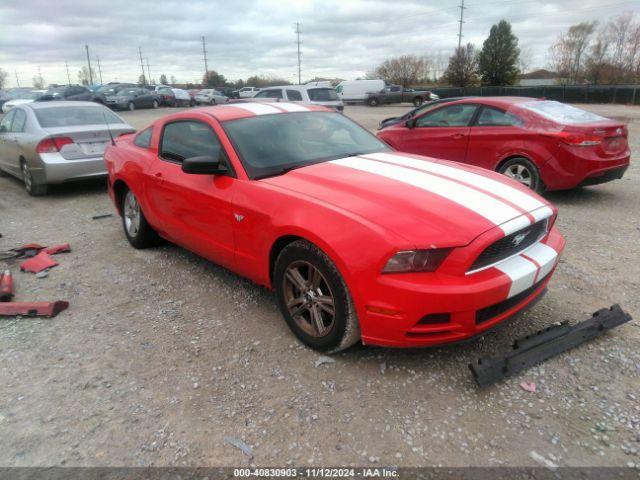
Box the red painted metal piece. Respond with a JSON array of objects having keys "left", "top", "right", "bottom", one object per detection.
[
  {"left": 44, "top": 244, "right": 71, "bottom": 255},
  {"left": 0, "top": 270, "right": 14, "bottom": 302},
  {"left": 19, "top": 251, "right": 58, "bottom": 273},
  {"left": 0, "top": 301, "right": 69, "bottom": 318}
]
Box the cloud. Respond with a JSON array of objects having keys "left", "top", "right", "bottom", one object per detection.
[{"left": 0, "top": 0, "right": 636, "bottom": 87}]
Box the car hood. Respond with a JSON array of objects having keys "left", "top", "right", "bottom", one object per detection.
[{"left": 261, "top": 151, "right": 554, "bottom": 247}]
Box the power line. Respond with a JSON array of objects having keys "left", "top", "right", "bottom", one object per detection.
[
  {"left": 145, "top": 58, "right": 151, "bottom": 84},
  {"left": 65, "top": 61, "right": 71, "bottom": 85},
  {"left": 14, "top": 70, "right": 20, "bottom": 88},
  {"left": 202, "top": 36, "right": 209, "bottom": 78},
  {"left": 457, "top": 0, "right": 466, "bottom": 50},
  {"left": 138, "top": 46, "right": 146, "bottom": 85},
  {"left": 295, "top": 22, "right": 302, "bottom": 84},
  {"left": 85, "top": 45, "right": 93, "bottom": 85},
  {"left": 96, "top": 56, "right": 103, "bottom": 84}
]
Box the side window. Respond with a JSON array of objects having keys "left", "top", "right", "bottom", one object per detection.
[
  {"left": 160, "top": 121, "right": 222, "bottom": 163},
  {"left": 416, "top": 104, "right": 477, "bottom": 127},
  {"left": 11, "top": 109, "right": 27, "bottom": 132},
  {"left": 476, "top": 107, "right": 523, "bottom": 127},
  {"left": 0, "top": 109, "right": 15, "bottom": 132},
  {"left": 134, "top": 127, "right": 153, "bottom": 148},
  {"left": 286, "top": 89, "right": 303, "bottom": 101},
  {"left": 255, "top": 89, "right": 282, "bottom": 99}
]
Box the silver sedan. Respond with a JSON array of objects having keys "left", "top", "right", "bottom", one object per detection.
[{"left": 0, "top": 101, "right": 135, "bottom": 195}]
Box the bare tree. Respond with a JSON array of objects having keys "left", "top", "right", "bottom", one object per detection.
[
  {"left": 33, "top": 74, "right": 45, "bottom": 89},
  {"left": 518, "top": 46, "right": 533, "bottom": 75},
  {"left": 77, "top": 66, "right": 96, "bottom": 85},
  {"left": 444, "top": 43, "right": 479, "bottom": 87},
  {"left": 0, "top": 68, "right": 8, "bottom": 89},
  {"left": 550, "top": 21, "right": 597, "bottom": 83},
  {"left": 374, "top": 55, "right": 430, "bottom": 87}
]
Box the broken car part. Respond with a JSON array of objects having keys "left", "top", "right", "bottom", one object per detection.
[
  {"left": 0, "top": 301, "right": 69, "bottom": 318},
  {"left": 43, "top": 244, "right": 71, "bottom": 255},
  {"left": 20, "top": 251, "right": 59, "bottom": 274},
  {"left": 469, "top": 304, "right": 632, "bottom": 387},
  {"left": 0, "top": 270, "right": 14, "bottom": 301}
]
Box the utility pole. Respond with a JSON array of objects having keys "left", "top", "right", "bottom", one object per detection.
[
  {"left": 37, "top": 66, "right": 43, "bottom": 88},
  {"left": 202, "top": 36, "right": 209, "bottom": 82},
  {"left": 457, "top": 0, "right": 466, "bottom": 50},
  {"left": 96, "top": 56, "right": 103, "bottom": 84},
  {"left": 138, "top": 47, "right": 146, "bottom": 85},
  {"left": 85, "top": 45, "right": 93, "bottom": 84},
  {"left": 295, "top": 22, "right": 302, "bottom": 85},
  {"left": 65, "top": 61, "right": 71, "bottom": 85},
  {"left": 15, "top": 70, "right": 20, "bottom": 88},
  {"left": 146, "top": 58, "right": 152, "bottom": 85}
]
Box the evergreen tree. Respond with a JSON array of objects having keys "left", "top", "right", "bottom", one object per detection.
[{"left": 478, "top": 20, "right": 520, "bottom": 85}]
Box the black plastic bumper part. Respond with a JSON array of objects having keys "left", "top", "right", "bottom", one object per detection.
[{"left": 469, "top": 304, "right": 632, "bottom": 387}]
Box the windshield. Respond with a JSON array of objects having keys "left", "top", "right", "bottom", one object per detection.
[
  {"left": 117, "top": 89, "right": 137, "bottom": 96},
  {"left": 224, "top": 111, "right": 389, "bottom": 179},
  {"left": 34, "top": 106, "right": 124, "bottom": 128},
  {"left": 307, "top": 88, "right": 339, "bottom": 101},
  {"left": 519, "top": 100, "right": 607, "bottom": 124}
]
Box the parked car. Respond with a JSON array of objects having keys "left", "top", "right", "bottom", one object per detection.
[
  {"left": 0, "top": 101, "right": 135, "bottom": 195},
  {"left": 2, "top": 90, "right": 47, "bottom": 113},
  {"left": 231, "top": 86, "right": 260, "bottom": 98},
  {"left": 156, "top": 87, "right": 177, "bottom": 107},
  {"left": 104, "top": 103, "right": 564, "bottom": 352},
  {"left": 378, "top": 97, "right": 471, "bottom": 130},
  {"left": 0, "top": 88, "right": 33, "bottom": 110},
  {"left": 365, "top": 85, "right": 437, "bottom": 107},
  {"left": 376, "top": 97, "right": 630, "bottom": 192},
  {"left": 195, "top": 89, "right": 228, "bottom": 105},
  {"left": 36, "top": 85, "right": 93, "bottom": 102},
  {"left": 335, "top": 79, "right": 385, "bottom": 103},
  {"left": 249, "top": 85, "right": 344, "bottom": 111},
  {"left": 91, "top": 83, "right": 137, "bottom": 104},
  {"left": 104, "top": 88, "right": 160, "bottom": 111},
  {"left": 170, "top": 88, "right": 196, "bottom": 107}
]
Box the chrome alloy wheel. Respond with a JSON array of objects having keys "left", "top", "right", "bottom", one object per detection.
[
  {"left": 21, "top": 162, "right": 33, "bottom": 192},
  {"left": 282, "top": 260, "right": 336, "bottom": 337},
  {"left": 503, "top": 163, "right": 533, "bottom": 187},
  {"left": 123, "top": 191, "right": 141, "bottom": 237}
]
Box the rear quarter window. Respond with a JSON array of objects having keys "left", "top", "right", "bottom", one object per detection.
[
  {"left": 134, "top": 127, "right": 153, "bottom": 148},
  {"left": 520, "top": 100, "right": 607, "bottom": 124}
]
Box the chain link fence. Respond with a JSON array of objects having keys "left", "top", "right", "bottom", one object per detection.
[{"left": 430, "top": 85, "right": 640, "bottom": 104}]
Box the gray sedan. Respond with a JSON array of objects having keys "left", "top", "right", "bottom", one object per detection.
[{"left": 0, "top": 101, "right": 135, "bottom": 195}]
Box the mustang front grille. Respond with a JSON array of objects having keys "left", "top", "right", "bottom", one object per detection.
[{"left": 469, "top": 219, "right": 548, "bottom": 272}]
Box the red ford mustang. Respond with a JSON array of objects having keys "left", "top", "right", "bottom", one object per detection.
[
  {"left": 104, "top": 103, "right": 565, "bottom": 352},
  {"left": 377, "top": 97, "right": 630, "bottom": 192}
]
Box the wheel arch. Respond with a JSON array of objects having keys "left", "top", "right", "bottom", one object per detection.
[
  {"left": 495, "top": 153, "right": 534, "bottom": 172},
  {"left": 112, "top": 179, "right": 129, "bottom": 215}
]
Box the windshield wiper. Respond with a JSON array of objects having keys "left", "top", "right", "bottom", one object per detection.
[{"left": 255, "top": 164, "right": 305, "bottom": 180}]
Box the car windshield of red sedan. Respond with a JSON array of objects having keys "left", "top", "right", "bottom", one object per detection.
[{"left": 223, "top": 111, "right": 390, "bottom": 179}]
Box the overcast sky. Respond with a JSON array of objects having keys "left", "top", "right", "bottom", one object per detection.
[{"left": 0, "top": 0, "right": 637, "bottom": 87}]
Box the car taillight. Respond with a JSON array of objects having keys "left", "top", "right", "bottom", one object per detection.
[
  {"left": 548, "top": 131, "right": 602, "bottom": 147},
  {"left": 36, "top": 137, "right": 74, "bottom": 153}
]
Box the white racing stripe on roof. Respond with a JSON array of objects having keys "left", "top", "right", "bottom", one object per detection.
[
  {"left": 230, "top": 103, "right": 282, "bottom": 115},
  {"left": 271, "top": 102, "right": 309, "bottom": 112},
  {"left": 366, "top": 152, "right": 547, "bottom": 213},
  {"left": 331, "top": 157, "right": 522, "bottom": 227}
]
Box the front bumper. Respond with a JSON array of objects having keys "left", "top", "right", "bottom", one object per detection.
[
  {"left": 359, "top": 228, "right": 565, "bottom": 348},
  {"left": 33, "top": 152, "right": 107, "bottom": 184}
]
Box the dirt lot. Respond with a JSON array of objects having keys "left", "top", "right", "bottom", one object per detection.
[{"left": 0, "top": 103, "right": 639, "bottom": 468}]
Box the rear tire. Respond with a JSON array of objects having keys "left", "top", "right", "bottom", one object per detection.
[
  {"left": 498, "top": 157, "right": 544, "bottom": 193},
  {"left": 21, "top": 160, "right": 47, "bottom": 196},
  {"left": 152, "top": 99, "right": 159, "bottom": 109},
  {"left": 274, "top": 240, "right": 360, "bottom": 353},
  {"left": 121, "top": 188, "right": 159, "bottom": 248},
  {"left": 210, "top": 98, "right": 216, "bottom": 105},
  {"left": 128, "top": 102, "right": 135, "bottom": 111}
]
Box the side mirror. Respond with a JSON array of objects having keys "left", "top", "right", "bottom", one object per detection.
[
  {"left": 181, "top": 155, "right": 228, "bottom": 175},
  {"left": 406, "top": 118, "right": 416, "bottom": 129}
]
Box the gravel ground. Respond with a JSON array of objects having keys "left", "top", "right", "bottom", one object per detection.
[{"left": 0, "top": 103, "right": 638, "bottom": 468}]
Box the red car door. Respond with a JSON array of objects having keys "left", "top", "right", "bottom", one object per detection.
[
  {"left": 146, "top": 119, "right": 237, "bottom": 270},
  {"left": 393, "top": 103, "right": 478, "bottom": 162},
  {"left": 466, "top": 105, "right": 525, "bottom": 170}
]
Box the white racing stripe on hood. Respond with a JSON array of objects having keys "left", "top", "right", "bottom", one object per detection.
[
  {"left": 331, "top": 157, "right": 522, "bottom": 228},
  {"left": 366, "top": 152, "right": 547, "bottom": 213},
  {"left": 229, "top": 103, "right": 282, "bottom": 115},
  {"left": 271, "top": 102, "right": 309, "bottom": 112}
]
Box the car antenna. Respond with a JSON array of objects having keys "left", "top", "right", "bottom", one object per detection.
[{"left": 102, "top": 109, "right": 116, "bottom": 146}]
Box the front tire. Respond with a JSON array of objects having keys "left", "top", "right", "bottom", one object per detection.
[
  {"left": 498, "top": 157, "right": 544, "bottom": 193},
  {"left": 152, "top": 99, "right": 159, "bottom": 109},
  {"left": 21, "top": 160, "right": 47, "bottom": 196},
  {"left": 121, "top": 189, "right": 159, "bottom": 248},
  {"left": 128, "top": 102, "right": 136, "bottom": 111},
  {"left": 413, "top": 96, "right": 423, "bottom": 107},
  {"left": 274, "top": 240, "right": 360, "bottom": 353},
  {"left": 210, "top": 98, "right": 216, "bottom": 105},
  {"left": 368, "top": 97, "right": 379, "bottom": 107}
]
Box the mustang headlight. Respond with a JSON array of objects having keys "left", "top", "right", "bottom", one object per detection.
[{"left": 382, "top": 249, "right": 451, "bottom": 273}]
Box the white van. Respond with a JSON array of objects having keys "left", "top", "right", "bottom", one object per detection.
[
  {"left": 250, "top": 85, "right": 344, "bottom": 111},
  {"left": 335, "top": 79, "right": 385, "bottom": 103}
]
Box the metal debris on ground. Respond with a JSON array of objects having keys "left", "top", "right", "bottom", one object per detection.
[
  {"left": 469, "top": 304, "right": 632, "bottom": 387},
  {"left": 223, "top": 436, "right": 253, "bottom": 458},
  {"left": 92, "top": 214, "right": 114, "bottom": 220},
  {"left": 35, "top": 270, "right": 49, "bottom": 279},
  {"left": 20, "top": 251, "right": 59, "bottom": 274},
  {"left": 0, "top": 270, "right": 14, "bottom": 301},
  {"left": 520, "top": 381, "right": 537, "bottom": 393},
  {"left": 314, "top": 355, "right": 336, "bottom": 367},
  {"left": 0, "top": 301, "right": 69, "bottom": 318}
]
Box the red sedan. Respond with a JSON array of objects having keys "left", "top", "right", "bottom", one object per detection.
[
  {"left": 377, "top": 97, "right": 630, "bottom": 192},
  {"left": 104, "top": 103, "right": 564, "bottom": 351}
]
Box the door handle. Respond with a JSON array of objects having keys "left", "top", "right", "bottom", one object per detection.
[
  {"left": 450, "top": 133, "right": 466, "bottom": 139},
  {"left": 154, "top": 172, "right": 164, "bottom": 184}
]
